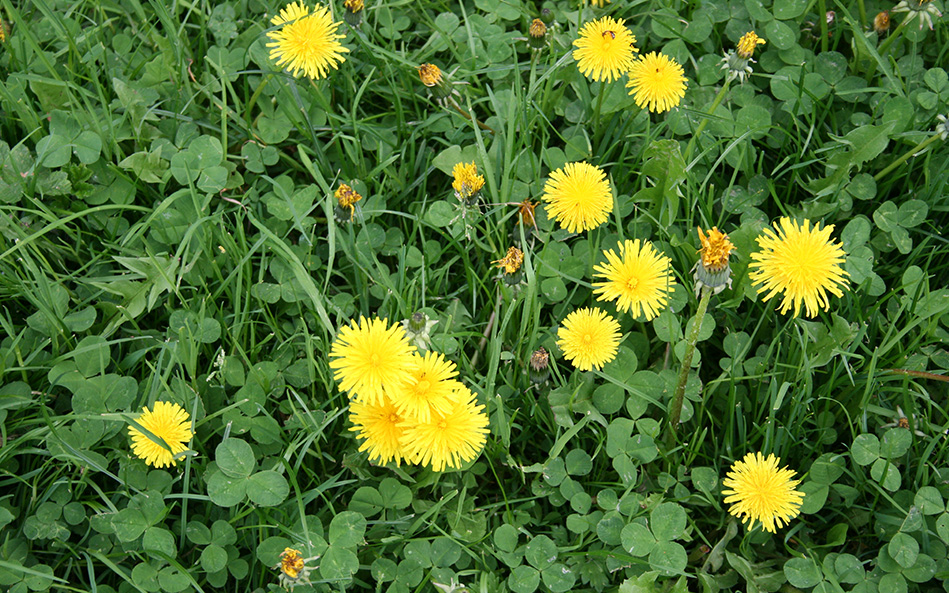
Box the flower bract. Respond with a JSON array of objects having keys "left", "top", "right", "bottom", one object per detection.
[
  {"left": 572, "top": 16, "right": 638, "bottom": 82},
  {"left": 722, "top": 452, "right": 804, "bottom": 533},
  {"left": 626, "top": 52, "right": 688, "bottom": 113},
  {"left": 542, "top": 162, "right": 613, "bottom": 233},
  {"left": 128, "top": 401, "right": 194, "bottom": 468},
  {"left": 267, "top": 2, "right": 349, "bottom": 80},
  {"left": 329, "top": 316, "right": 416, "bottom": 405},
  {"left": 748, "top": 217, "right": 849, "bottom": 318},
  {"left": 400, "top": 386, "right": 490, "bottom": 472},
  {"left": 593, "top": 239, "right": 676, "bottom": 320},
  {"left": 556, "top": 307, "right": 621, "bottom": 371}
]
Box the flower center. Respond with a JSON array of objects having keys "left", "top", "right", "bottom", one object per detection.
[
  {"left": 438, "top": 420, "right": 448, "bottom": 429},
  {"left": 388, "top": 413, "right": 399, "bottom": 423},
  {"left": 369, "top": 353, "right": 380, "bottom": 367},
  {"left": 626, "top": 277, "right": 640, "bottom": 291},
  {"left": 415, "top": 379, "right": 431, "bottom": 395}
]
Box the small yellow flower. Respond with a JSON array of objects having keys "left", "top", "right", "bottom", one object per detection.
[
  {"left": 349, "top": 394, "right": 407, "bottom": 466},
  {"left": 451, "top": 162, "right": 485, "bottom": 202},
  {"left": 334, "top": 183, "right": 363, "bottom": 221},
  {"left": 418, "top": 63, "right": 443, "bottom": 87},
  {"left": 592, "top": 239, "right": 676, "bottom": 320},
  {"left": 697, "top": 227, "right": 735, "bottom": 272},
  {"left": 275, "top": 547, "right": 314, "bottom": 589},
  {"left": 736, "top": 31, "right": 766, "bottom": 59},
  {"left": 572, "top": 16, "right": 639, "bottom": 83},
  {"left": 400, "top": 386, "right": 490, "bottom": 472},
  {"left": 748, "top": 218, "right": 849, "bottom": 318},
  {"left": 722, "top": 452, "right": 804, "bottom": 533},
  {"left": 556, "top": 307, "right": 621, "bottom": 371},
  {"left": 626, "top": 52, "right": 688, "bottom": 114},
  {"left": 343, "top": 0, "right": 363, "bottom": 13},
  {"left": 266, "top": 2, "right": 349, "bottom": 80},
  {"left": 529, "top": 19, "right": 547, "bottom": 38},
  {"left": 541, "top": 162, "right": 613, "bottom": 234},
  {"left": 128, "top": 401, "right": 194, "bottom": 468},
  {"left": 493, "top": 247, "right": 524, "bottom": 275},
  {"left": 589, "top": 0, "right": 611, "bottom": 6}
]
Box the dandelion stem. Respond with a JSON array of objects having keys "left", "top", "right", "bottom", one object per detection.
[
  {"left": 684, "top": 80, "right": 730, "bottom": 163},
  {"left": 857, "top": 0, "right": 868, "bottom": 31},
  {"left": 873, "top": 132, "right": 941, "bottom": 181},
  {"left": 818, "top": 0, "right": 829, "bottom": 52},
  {"left": 666, "top": 287, "right": 712, "bottom": 446},
  {"left": 593, "top": 84, "right": 606, "bottom": 140},
  {"left": 875, "top": 18, "right": 907, "bottom": 60},
  {"left": 449, "top": 100, "right": 497, "bottom": 134}
]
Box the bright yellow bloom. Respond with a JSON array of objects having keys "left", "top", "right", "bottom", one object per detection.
[
  {"left": 593, "top": 239, "right": 675, "bottom": 320},
  {"left": 556, "top": 307, "right": 621, "bottom": 371},
  {"left": 267, "top": 2, "right": 349, "bottom": 79},
  {"left": 748, "top": 218, "right": 849, "bottom": 318},
  {"left": 400, "top": 386, "right": 490, "bottom": 472},
  {"left": 349, "top": 394, "right": 406, "bottom": 466},
  {"left": 389, "top": 351, "right": 462, "bottom": 424},
  {"left": 697, "top": 227, "right": 735, "bottom": 272},
  {"left": 626, "top": 52, "right": 687, "bottom": 113},
  {"left": 418, "top": 63, "right": 442, "bottom": 87},
  {"left": 493, "top": 247, "right": 524, "bottom": 275},
  {"left": 589, "top": 0, "right": 611, "bottom": 6},
  {"left": 572, "top": 16, "right": 638, "bottom": 83},
  {"left": 722, "top": 452, "right": 804, "bottom": 533},
  {"left": 128, "top": 401, "right": 194, "bottom": 468},
  {"left": 329, "top": 317, "right": 416, "bottom": 405},
  {"left": 736, "top": 31, "right": 766, "bottom": 58},
  {"left": 542, "top": 162, "right": 613, "bottom": 233},
  {"left": 452, "top": 162, "right": 485, "bottom": 201}
]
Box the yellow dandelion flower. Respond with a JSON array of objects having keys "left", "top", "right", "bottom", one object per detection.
[
  {"left": 541, "top": 162, "right": 613, "bottom": 234},
  {"left": 349, "top": 394, "right": 406, "bottom": 466},
  {"left": 529, "top": 19, "right": 547, "bottom": 38},
  {"left": 452, "top": 162, "right": 485, "bottom": 201},
  {"left": 329, "top": 316, "right": 416, "bottom": 405},
  {"left": 722, "top": 452, "right": 804, "bottom": 533},
  {"left": 418, "top": 63, "right": 443, "bottom": 87},
  {"left": 736, "top": 31, "right": 766, "bottom": 59},
  {"left": 128, "top": 401, "right": 194, "bottom": 468},
  {"left": 275, "top": 547, "right": 313, "bottom": 589},
  {"left": 748, "top": 218, "right": 849, "bottom": 318},
  {"left": 626, "top": 52, "right": 688, "bottom": 113},
  {"left": 389, "top": 351, "right": 462, "bottom": 424},
  {"left": 589, "top": 0, "right": 611, "bottom": 6},
  {"left": 266, "top": 2, "right": 349, "bottom": 80},
  {"left": 556, "top": 307, "right": 621, "bottom": 371},
  {"left": 343, "top": 0, "right": 363, "bottom": 13},
  {"left": 400, "top": 386, "right": 490, "bottom": 472},
  {"left": 493, "top": 247, "right": 524, "bottom": 275},
  {"left": 572, "top": 16, "right": 639, "bottom": 83},
  {"left": 334, "top": 183, "right": 363, "bottom": 221},
  {"left": 592, "top": 239, "right": 676, "bottom": 320},
  {"left": 697, "top": 227, "right": 735, "bottom": 272}
]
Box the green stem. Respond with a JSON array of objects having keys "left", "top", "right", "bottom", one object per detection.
[
  {"left": 665, "top": 287, "right": 712, "bottom": 447},
  {"left": 684, "top": 80, "right": 730, "bottom": 162},
  {"left": 874, "top": 133, "right": 942, "bottom": 181},
  {"left": 857, "top": 0, "right": 867, "bottom": 33},
  {"left": 593, "top": 84, "right": 606, "bottom": 141},
  {"left": 876, "top": 18, "right": 908, "bottom": 59},
  {"left": 818, "top": 0, "right": 829, "bottom": 53}
]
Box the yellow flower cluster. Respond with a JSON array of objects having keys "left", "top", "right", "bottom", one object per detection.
[{"left": 330, "top": 317, "right": 489, "bottom": 471}]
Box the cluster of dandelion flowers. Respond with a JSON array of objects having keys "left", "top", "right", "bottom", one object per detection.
[
  {"left": 266, "top": 1, "right": 349, "bottom": 80},
  {"left": 556, "top": 307, "right": 621, "bottom": 371},
  {"left": 722, "top": 452, "right": 804, "bottom": 533},
  {"left": 349, "top": 395, "right": 406, "bottom": 466},
  {"left": 542, "top": 162, "right": 613, "bottom": 233},
  {"left": 389, "top": 351, "right": 463, "bottom": 423},
  {"left": 329, "top": 316, "right": 416, "bottom": 405},
  {"left": 593, "top": 239, "right": 676, "bottom": 320},
  {"left": 400, "top": 386, "right": 490, "bottom": 472},
  {"left": 626, "top": 52, "right": 688, "bottom": 114},
  {"left": 748, "top": 218, "right": 849, "bottom": 318},
  {"left": 572, "top": 16, "right": 638, "bottom": 83},
  {"left": 128, "top": 401, "right": 194, "bottom": 468}
]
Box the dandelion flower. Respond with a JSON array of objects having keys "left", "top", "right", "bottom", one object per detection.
[
  {"left": 722, "top": 452, "right": 804, "bottom": 533},
  {"left": 556, "top": 307, "right": 621, "bottom": 371},
  {"left": 275, "top": 547, "right": 314, "bottom": 589},
  {"left": 349, "top": 394, "right": 406, "bottom": 466},
  {"left": 593, "top": 239, "right": 676, "bottom": 320},
  {"left": 128, "top": 401, "right": 194, "bottom": 468},
  {"left": 493, "top": 247, "right": 524, "bottom": 275},
  {"left": 267, "top": 2, "right": 349, "bottom": 80},
  {"left": 572, "top": 16, "right": 638, "bottom": 83},
  {"left": 542, "top": 162, "right": 613, "bottom": 233},
  {"left": 748, "top": 218, "right": 849, "bottom": 318},
  {"left": 873, "top": 11, "right": 891, "bottom": 35},
  {"left": 389, "top": 351, "right": 462, "bottom": 423},
  {"left": 418, "top": 63, "right": 443, "bottom": 87},
  {"left": 334, "top": 183, "right": 363, "bottom": 222},
  {"left": 722, "top": 31, "right": 765, "bottom": 83},
  {"left": 518, "top": 198, "right": 538, "bottom": 227},
  {"left": 329, "top": 316, "right": 416, "bottom": 405},
  {"left": 693, "top": 226, "right": 736, "bottom": 294},
  {"left": 736, "top": 31, "right": 766, "bottom": 59},
  {"left": 452, "top": 162, "right": 485, "bottom": 202},
  {"left": 400, "top": 386, "right": 490, "bottom": 472},
  {"left": 626, "top": 52, "right": 688, "bottom": 113}
]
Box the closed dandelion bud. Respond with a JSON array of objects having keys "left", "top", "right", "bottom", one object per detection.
[
  {"left": 401, "top": 311, "right": 438, "bottom": 352},
  {"left": 540, "top": 8, "right": 555, "bottom": 26},
  {"left": 343, "top": 0, "right": 364, "bottom": 27},
  {"left": 418, "top": 63, "right": 453, "bottom": 101},
  {"left": 518, "top": 198, "right": 538, "bottom": 227},
  {"left": 334, "top": 183, "right": 363, "bottom": 223},
  {"left": 692, "top": 226, "right": 736, "bottom": 295},
  {"left": 529, "top": 347, "right": 551, "bottom": 385},
  {"left": 873, "top": 11, "right": 891, "bottom": 35},
  {"left": 528, "top": 19, "right": 547, "bottom": 51}
]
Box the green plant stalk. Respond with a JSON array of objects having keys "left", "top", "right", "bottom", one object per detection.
[
  {"left": 874, "top": 132, "right": 942, "bottom": 181},
  {"left": 876, "top": 18, "right": 908, "bottom": 58},
  {"left": 857, "top": 0, "right": 867, "bottom": 31},
  {"left": 666, "top": 286, "right": 712, "bottom": 446},
  {"left": 593, "top": 83, "right": 606, "bottom": 140},
  {"left": 819, "top": 0, "right": 829, "bottom": 53},
  {"left": 684, "top": 80, "right": 730, "bottom": 162}
]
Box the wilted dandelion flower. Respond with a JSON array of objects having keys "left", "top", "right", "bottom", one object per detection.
[
  {"left": 626, "top": 52, "right": 687, "bottom": 113},
  {"left": 556, "top": 307, "right": 621, "bottom": 371},
  {"left": 452, "top": 162, "right": 485, "bottom": 202},
  {"left": 128, "top": 401, "right": 194, "bottom": 468},
  {"left": 593, "top": 239, "right": 675, "bottom": 320},
  {"left": 329, "top": 317, "right": 416, "bottom": 405},
  {"left": 349, "top": 394, "right": 406, "bottom": 466},
  {"left": 528, "top": 18, "right": 548, "bottom": 52},
  {"left": 748, "top": 218, "right": 849, "bottom": 318},
  {"left": 542, "top": 162, "right": 613, "bottom": 233},
  {"left": 334, "top": 183, "right": 363, "bottom": 222},
  {"left": 267, "top": 2, "right": 349, "bottom": 79},
  {"left": 572, "top": 16, "right": 638, "bottom": 83},
  {"left": 400, "top": 386, "right": 490, "bottom": 472},
  {"left": 873, "top": 11, "right": 891, "bottom": 35},
  {"left": 518, "top": 198, "right": 538, "bottom": 227},
  {"left": 529, "top": 347, "right": 551, "bottom": 385},
  {"left": 389, "top": 351, "right": 462, "bottom": 423},
  {"left": 722, "top": 452, "right": 804, "bottom": 533},
  {"left": 736, "top": 31, "right": 766, "bottom": 58},
  {"left": 275, "top": 547, "right": 314, "bottom": 589},
  {"left": 493, "top": 247, "right": 524, "bottom": 275},
  {"left": 693, "top": 226, "right": 736, "bottom": 294},
  {"left": 418, "top": 63, "right": 443, "bottom": 87},
  {"left": 721, "top": 31, "right": 765, "bottom": 83}
]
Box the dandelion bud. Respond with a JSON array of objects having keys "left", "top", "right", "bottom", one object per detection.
[
  {"left": 692, "top": 226, "right": 736, "bottom": 295},
  {"left": 343, "top": 0, "right": 364, "bottom": 27},
  {"left": 540, "top": 8, "right": 555, "bottom": 26},
  {"left": 873, "top": 11, "right": 891, "bottom": 35},
  {"left": 418, "top": 63, "right": 453, "bottom": 101},
  {"left": 401, "top": 311, "right": 438, "bottom": 352},
  {"left": 528, "top": 18, "right": 547, "bottom": 52},
  {"left": 529, "top": 347, "right": 551, "bottom": 385},
  {"left": 892, "top": 0, "right": 942, "bottom": 30}
]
